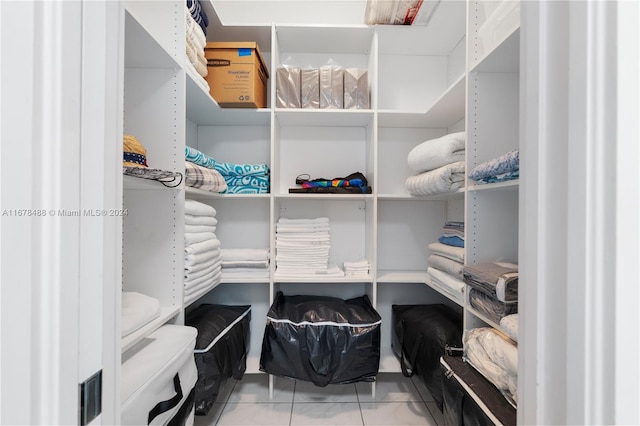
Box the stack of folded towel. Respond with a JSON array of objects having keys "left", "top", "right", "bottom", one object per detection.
[
  {"left": 214, "top": 161, "right": 271, "bottom": 194},
  {"left": 221, "top": 248, "right": 270, "bottom": 280},
  {"left": 274, "top": 217, "right": 344, "bottom": 277},
  {"left": 405, "top": 132, "right": 466, "bottom": 196},
  {"left": 343, "top": 259, "right": 370, "bottom": 277},
  {"left": 185, "top": 0, "right": 209, "bottom": 91},
  {"left": 463, "top": 261, "right": 518, "bottom": 324},
  {"left": 184, "top": 199, "right": 222, "bottom": 305},
  {"left": 184, "top": 147, "right": 227, "bottom": 193},
  {"left": 426, "top": 223, "right": 465, "bottom": 303},
  {"left": 468, "top": 149, "right": 519, "bottom": 184}
]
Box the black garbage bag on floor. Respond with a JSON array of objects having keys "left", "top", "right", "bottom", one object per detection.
[
  {"left": 260, "top": 291, "right": 382, "bottom": 387},
  {"left": 392, "top": 304, "right": 463, "bottom": 410},
  {"left": 185, "top": 304, "right": 251, "bottom": 416}
]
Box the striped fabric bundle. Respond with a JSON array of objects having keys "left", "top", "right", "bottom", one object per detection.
[{"left": 185, "top": 161, "right": 227, "bottom": 193}]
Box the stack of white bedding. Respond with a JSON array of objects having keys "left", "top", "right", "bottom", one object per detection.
[
  {"left": 221, "top": 248, "right": 270, "bottom": 280},
  {"left": 274, "top": 217, "right": 345, "bottom": 278},
  {"left": 405, "top": 132, "right": 466, "bottom": 196},
  {"left": 184, "top": 199, "right": 222, "bottom": 305},
  {"left": 427, "top": 240, "right": 465, "bottom": 303},
  {"left": 343, "top": 259, "right": 370, "bottom": 277},
  {"left": 184, "top": 3, "right": 209, "bottom": 92}
]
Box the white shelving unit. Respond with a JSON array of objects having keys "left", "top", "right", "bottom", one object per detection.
[{"left": 115, "top": 0, "right": 521, "bottom": 419}]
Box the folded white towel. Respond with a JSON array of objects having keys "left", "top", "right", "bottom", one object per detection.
[
  {"left": 185, "top": 199, "right": 217, "bottom": 216},
  {"left": 407, "top": 132, "right": 466, "bottom": 174},
  {"left": 278, "top": 217, "right": 329, "bottom": 224},
  {"left": 222, "top": 269, "right": 270, "bottom": 279},
  {"left": 184, "top": 232, "right": 217, "bottom": 246},
  {"left": 427, "top": 267, "right": 466, "bottom": 302},
  {"left": 184, "top": 224, "right": 217, "bottom": 234},
  {"left": 185, "top": 58, "right": 210, "bottom": 89},
  {"left": 184, "top": 255, "right": 221, "bottom": 273},
  {"left": 184, "top": 264, "right": 221, "bottom": 287},
  {"left": 185, "top": 214, "right": 218, "bottom": 226},
  {"left": 427, "top": 254, "right": 464, "bottom": 279},
  {"left": 184, "top": 247, "right": 221, "bottom": 266},
  {"left": 221, "top": 248, "right": 270, "bottom": 261},
  {"left": 184, "top": 261, "right": 219, "bottom": 281},
  {"left": 184, "top": 270, "right": 222, "bottom": 296},
  {"left": 222, "top": 260, "right": 270, "bottom": 268},
  {"left": 185, "top": 238, "right": 221, "bottom": 256}
]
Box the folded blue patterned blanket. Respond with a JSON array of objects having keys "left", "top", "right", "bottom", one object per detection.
[
  {"left": 438, "top": 235, "right": 464, "bottom": 248},
  {"left": 224, "top": 175, "right": 270, "bottom": 188},
  {"left": 214, "top": 162, "right": 270, "bottom": 177},
  {"left": 185, "top": 146, "right": 217, "bottom": 169},
  {"left": 476, "top": 170, "right": 520, "bottom": 184},
  {"left": 468, "top": 149, "right": 519, "bottom": 182},
  {"left": 225, "top": 185, "right": 269, "bottom": 194}
]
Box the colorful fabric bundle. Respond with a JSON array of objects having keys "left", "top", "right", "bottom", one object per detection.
[{"left": 291, "top": 172, "right": 371, "bottom": 194}]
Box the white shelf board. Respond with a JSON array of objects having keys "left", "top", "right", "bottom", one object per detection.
[
  {"left": 275, "top": 193, "right": 373, "bottom": 201},
  {"left": 376, "top": 270, "right": 429, "bottom": 283},
  {"left": 378, "top": 346, "right": 401, "bottom": 373},
  {"left": 471, "top": 28, "right": 520, "bottom": 73},
  {"left": 124, "top": 11, "right": 179, "bottom": 69},
  {"left": 377, "top": 190, "right": 464, "bottom": 201},
  {"left": 121, "top": 306, "right": 181, "bottom": 353},
  {"left": 219, "top": 277, "right": 270, "bottom": 284},
  {"left": 123, "top": 175, "right": 181, "bottom": 190},
  {"left": 276, "top": 25, "right": 374, "bottom": 54},
  {"left": 466, "top": 180, "right": 519, "bottom": 192},
  {"left": 275, "top": 109, "right": 373, "bottom": 127},
  {"left": 273, "top": 274, "right": 374, "bottom": 283},
  {"left": 467, "top": 307, "right": 517, "bottom": 344},
  {"left": 185, "top": 71, "right": 272, "bottom": 126},
  {"left": 376, "top": 1, "right": 466, "bottom": 55},
  {"left": 185, "top": 187, "right": 271, "bottom": 200}
]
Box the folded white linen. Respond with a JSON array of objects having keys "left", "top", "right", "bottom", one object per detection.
[
  {"left": 184, "top": 261, "right": 219, "bottom": 282},
  {"left": 184, "top": 255, "right": 221, "bottom": 273},
  {"left": 185, "top": 238, "right": 221, "bottom": 256},
  {"left": 221, "top": 248, "right": 270, "bottom": 261},
  {"left": 184, "top": 247, "right": 221, "bottom": 266},
  {"left": 121, "top": 292, "right": 161, "bottom": 337},
  {"left": 464, "top": 327, "right": 518, "bottom": 406},
  {"left": 184, "top": 59, "right": 210, "bottom": 91},
  {"left": 184, "top": 231, "right": 217, "bottom": 246},
  {"left": 427, "top": 242, "right": 465, "bottom": 263},
  {"left": 222, "top": 269, "right": 270, "bottom": 279},
  {"left": 407, "top": 132, "right": 466, "bottom": 174},
  {"left": 184, "top": 224, "right": 217, "bottom": 234},
  {"left": 427, "top": 254, "right": 464, "bottom": 278},
  {"left": 185, "top": 35, "right": 198, "bottom": 67},
  {"left": 274, "top": 264, "right": 344, "bottom": 277},
  {"left": 184, "top": 283, "right": 218, "bottom": 307},
  {"left": 185, "top": 214, "right": 218, "bottom": 226},
  {"left": 499, "top": 314, "right": 518, "bottom": 341},
  {"left": 406, "top": 161, "right": 465, "bottom": 196},
  {"left": 184, "top": 267, "right": 221, "bottom": 290},
  {"left": 185, "top": 9, "right": 206, "bottom": 50},
  {"left": 184, "top": 271, "right": 222, "bottom": 297},
  {"left": 427, "top": 267, "right": 465, "bottom": 303},
  {"left": 185, "top": 199, "right": 217, "bottom": 216},
  {"left": 222, "top": 260, "right": 269, "bottom": 268},
  {"left": 278, "top": 217, "right": 329, "bottom": 224}
]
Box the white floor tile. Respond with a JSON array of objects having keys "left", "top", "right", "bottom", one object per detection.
[
  {"left": 193, "top": 402, "right": 225, "bottom": 426},
  {"left": 294, "top": 381, "right": 359, "bottom": 403},
  {"left": 356, "top": 373, "right": 423, "bottom": 402},
  {"left": 426, "top": 402, "right": 445, "bottom": 426},
  {"left": 227, "top": 374, "right": 295, "bottom": 403},
  {"left": 290, "top": 402, "right": 363, "bottom": 425},
  {"left": 360, "top": 401, "right": 438, "bottom": 426},
  {"left": 216, "top": 402, "right": 292, "bottom": 425},
  {"left": 409, "top": 376, "right": 435, "bottom": 402}
]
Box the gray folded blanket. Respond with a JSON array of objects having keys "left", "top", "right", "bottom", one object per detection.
[{"left": 463, "top": 261, "right": 518, "bottom": 302}]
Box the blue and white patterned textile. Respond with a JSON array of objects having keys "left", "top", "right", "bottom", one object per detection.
[
  {"left": 468, "top": 149, "right": 519, "bottom": 182},
  {"left": 214, "top": 162, "right": 270, "bottom": 177},
  {"left": 185, "top": 146, "right": 217, "bottom": 169}
]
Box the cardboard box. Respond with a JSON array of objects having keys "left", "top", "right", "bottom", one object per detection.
[{"left": 204, "top": 42, "right": 269, "bottom": 108}]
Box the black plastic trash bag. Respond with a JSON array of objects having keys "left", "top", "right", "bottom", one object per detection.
[
  {"left": 260, "top": 292, "right": 382, "bottom": 387},
  {"left": 185, "top": 304, "right": 251, "bottom": 416},
  {"left": 392, "top": 304, "right": 462, "bottom": 409}
]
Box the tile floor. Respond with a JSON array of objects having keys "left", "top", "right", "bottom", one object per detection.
[{"left": 193, "top": 373, "right": 445, "bottom": 426}]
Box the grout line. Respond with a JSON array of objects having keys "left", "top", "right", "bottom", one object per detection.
[
  {"left": 354, "top": 382, "right": 366, "bottom": 426},
  {"left": 214, "top": 379, "right": 237, "bottom": 426},
  {"left": 288, "top": 380, "right": 297, "bottom": 426}
]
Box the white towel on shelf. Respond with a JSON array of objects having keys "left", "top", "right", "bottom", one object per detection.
[
  {"left": 344, "top": 259, "right": 370, "bottom": 276},
  {"left": 184, "top": 271, "right": 222, "bottom": 298},
  {"left": 221, "top": 268, "right": 270, "bottom": 278},
  {"left": 221, "top": 248, "right": 270, "bottom": 261},
  {"left": 184, "top": 232, "right": 217, "bottom": 246},
  {"left": 428, "top": 242, "right": 465, "bottom": 263},
  {"left": 184, "top": 255, "right": 221, "bottom": 273},
  {"left": 185, "top": 58, "right": 210, "bottom": 90},
  {"left": 184, "top": 224, "right": 217, "bottom": 234},
  {"left": 222, "top": 259, "right": 270, "bottom": 269},
  {"left": 184, "top": 266, "right": 221, "bottom": 289},
  {"left": 184, "top": 247, "right": 221, "bottom": 266},
  {"left": 184, "top": 261, "right": 220, "bottom": 282},
  {"left": 185, "top": 214, "right": 218, "bottom": 226},
  {"left": 121, "top": 292, "right": 161, "bottom": 337},
  {"left": 427, "top": 267, "right": 465, "bottom": 302},
  {"left": 185, "top": 238, "right": 221, "bottom": 256},
  {"left": 185, "top": 199, "right": 217, "bottom": 216}
]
